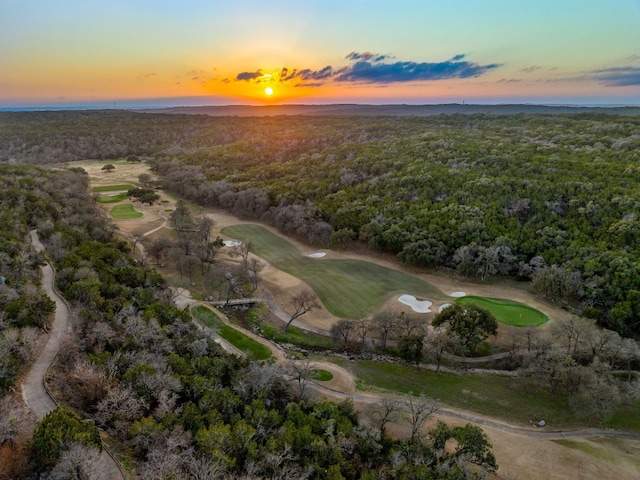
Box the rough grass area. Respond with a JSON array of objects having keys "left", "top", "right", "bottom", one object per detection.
[
  {"left": 109, "top": 204, "right": 143, "bottom": 219},
  {"left": 96, "top": 192, "right": 128, "bottom": 203},
  {"left": 261, "top": 324, "right": 334, "bottom": 350},
  {"left": 222, "top": 224, "right": 446, "bottom": 318},
  {"left": 92, "top": 184, "right": 135, "bottom": 192},
  {"left": 553, "top": 438, "right": 640, "bottom": 470},
  {"left": 310, "top": 369, "right": 334, "bottom": 381},
  {"left": 326, "top": 358, "right": 640, "bottom": 431},
  {"left": 456, "top": 295, "right": 548, "bottom": 326},
  {"left": 192, "top": 306, "right": 271, "bottom": 360}
]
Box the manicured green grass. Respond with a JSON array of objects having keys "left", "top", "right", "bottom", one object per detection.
[
  {"left": 109, "top": 204, "right": 143, "bottom": 219},
  {"left": 192, "top": 306, "right": 271, "bottom": 360},
  {"left": 221, "top": 224, "right": 446, "bottom": 318},
  {"left": 92, "top": 184, "right": 135, "bottom": 192},
  {"left": 96, "top": 192, "right": 129, "bottom": 203},
  {"left": 261, "top": 324, "right": 334, "bottom": 350},
  {"left": 310, "top": 369, "right": 334, "bottom": 381},
  {"left": 456, "top": 296, "right": 548, "bottom": 326}
]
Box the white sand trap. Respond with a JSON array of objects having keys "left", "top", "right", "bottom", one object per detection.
[
  {"left": 223, "top": 240, "right": 243, "bottom": 247},
  {"left": 308, "top": 252, "right": 326, "bottom": 258},
  {"left": 449, "top": 291, "right": 466, "bottom": 297},
  {"left": 398, "top": 294, "right": 432, "bottom": 313},
  {"left": 438, "top": 303, "right": 452, "bottom": 313}
]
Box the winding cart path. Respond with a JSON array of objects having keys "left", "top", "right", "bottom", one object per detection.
[{"left": 22, "top": 231, "right": 125, "bottom": 480}]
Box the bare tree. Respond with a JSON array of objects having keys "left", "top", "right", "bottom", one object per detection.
[
  {"left": 330, "top": 318, "right": 354, "bottom": 348},
  {"left": 372, "top": 310, "right": 398, "bottom": 350},
  {"left": 247, "top": 258, "right": 264, "bottom": 291},
  {"left": 425, "top": 327, "right": 452, "bottom": 374},
  {"left": 398, "top": 311, "right": 425, "bottom": 337},
  {"left": 223, "top": 271, "right": 243, "bottom": 304},
  {"left": 46, "top": 442, "right": 104, "bottom": 480},
  {"left": 230, "top": 242, "right": 252, "bottom": 273},
  {"left": 369, "top": 397, "right": 401, "bottom": 438},
  {"left": 355, "top": 315, "right": 371, "bottom": 346},
  {"left": 505, "top": 329, "right": 523, "bottom": 365},
  {"left": 284, "top": 289, "right": 319, "bottom": 331},
  {"left": 405, "top": 393, "right": 439, "bottom": 440},
  {"left": 196, "top": 216, "right": 216, "bottom": 245},
  {"left": 138, "top": 173, "right": 152, "bottom": 187},
  {"left": 288, "top": 359, "right": 313, "bottom": 401}
]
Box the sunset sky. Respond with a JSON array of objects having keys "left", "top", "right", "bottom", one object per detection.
[{"left": 2, "top": 0, "right": 640, "bottom": 107}]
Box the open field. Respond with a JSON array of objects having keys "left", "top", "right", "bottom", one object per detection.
[
  {"left": 457, "top": 295, "right": 549, "bottom": 327},
  {"left": 222, "top": 224, "right": 447, "bottom": 318}
]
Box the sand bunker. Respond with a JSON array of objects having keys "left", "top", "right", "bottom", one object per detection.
[
  {"left": 438, "top": 303, "right": 452, "bottom": 313},
  {"left": 398, "top": 294, "right": 432, "bottom": 313},
  {"left": 307, "top": 252, "right": 326, "bottom": 258},
  {"left": 223, "top": 240, "right": 243, "bottom": 247},
  {"left": 449, "top": 291, "right": 466, "bottom": 297}
]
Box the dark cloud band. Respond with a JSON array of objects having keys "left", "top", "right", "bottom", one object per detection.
[{"left": 233, "top": 52, "right": 501, "bottom": 86}]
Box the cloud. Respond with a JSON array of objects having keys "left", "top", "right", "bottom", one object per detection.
[
  {"left": 232, "top": 52, "right": 501, "bottom": 87},
  {"left": 519, "top": 65, "right": 541, "bottom": 73},
  {"left": 236, "top": 70, "right": 263, "bottom": 81},
  {"left": 281, "top": 65, "right": 334, "bottom": 82},
  {"left": 345, "top": 51, "right": 390, "bottom": 62},
  {"left": 625, "top": 54, "right": 640, "bottom": 63},
  {"left": 138, "top": 72, "right": 158, "bottom": 79},
  {"left": 592, "top": 67, "right": 640, "bottom": 86},
  {"left": 334, "top": 53, "right": 501, "bottom": 83}
]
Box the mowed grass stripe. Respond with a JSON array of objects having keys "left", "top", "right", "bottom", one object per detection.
[
  {"left": 192, "top": 306, "right": 271, "bottom": 360},
  {"left": 96, "top": 192, "right": 129, "bottom": 203},
  {"left": 221, "top": 224, "right": 446, "bottom": 318},
  {"left": 456, "top": 296, "right": 548, "bottom": 326},
  {"left": 92, "top": 184, "right": 135, "bottom": 192}
]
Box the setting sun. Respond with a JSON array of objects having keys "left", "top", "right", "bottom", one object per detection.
[{"left": 264, "top": 87, "right": 273, "bottom": 96}]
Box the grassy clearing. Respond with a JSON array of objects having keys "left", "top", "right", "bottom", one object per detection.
[
  {"left": 456, "top": 295, "right": 548, "bottom": 326},
  {"left": 192, "top": 306, "right": 271, "bottom": 360},
  {"left": 92, "top": 184, "right": 135, "bottom": 192},
  {"left": 326, "top": 357, "right": 631, "bottom": 429},
  {"left": 96, "top": 192, "right": 129, "bottom": 203},
  {"left": 310, "top": 369, "right": 334, "bottom": 381},
  {"left": 261, "top": 324, "right": 334, "bottom": 350},
  {"left": 109, "top": 204, "right": 143, "bottom": 219},
  {"left": 222, "top": 224, "right": 446, "bottom": 318}
]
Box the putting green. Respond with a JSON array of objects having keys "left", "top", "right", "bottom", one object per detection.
[
  {"left": 221, "top": 224, "right": 446, "bottom": 318},
  {"left": 310, "top": 369, "right": 334, "bottom": 381},
  {"left": 109, "top": 204, "right": 143, "bottom": 219},
  {"left": 456, "top": 296, "right": 548, "bottom": 326}
]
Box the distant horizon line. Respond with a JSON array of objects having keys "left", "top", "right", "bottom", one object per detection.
[{"left": 2, "top": 101, "right": 640, "bottom": 112}]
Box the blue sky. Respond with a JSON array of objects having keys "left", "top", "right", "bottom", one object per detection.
[{"left": 1, "top": 0, "right": 639, "bottom": 106}]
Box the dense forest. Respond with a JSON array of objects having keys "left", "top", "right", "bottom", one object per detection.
[
  {"left": 0, "top": 163, "right": 499, "bottom": 478},
  {"left": 2, "top": 110, "right": 640, "bottom": 338}
]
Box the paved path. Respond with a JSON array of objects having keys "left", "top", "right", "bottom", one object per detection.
[{"left": 22, "top": 231, "right": 125, "bottom": 480}]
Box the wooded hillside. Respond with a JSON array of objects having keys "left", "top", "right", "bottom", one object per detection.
[{"left": 2, "top": 110, "right": 640, "bottom": 338}]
